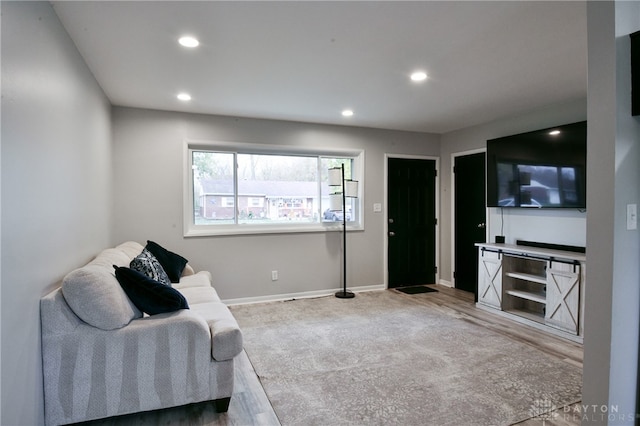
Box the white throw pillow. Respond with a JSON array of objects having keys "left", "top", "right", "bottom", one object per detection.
[{"left": 62, "top": 265, "right": 142, "bottom": 330}]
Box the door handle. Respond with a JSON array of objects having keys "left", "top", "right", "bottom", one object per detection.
[
  {"left": 477, "top": 223, "right": 486, "bottom": 229},
  {"left": 389, "top": 231, "right": 396, "bottom": 237}
]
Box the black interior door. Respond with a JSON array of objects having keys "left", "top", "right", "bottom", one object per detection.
[
  {"left": 388, "top": 158, "right": 437, "bottom": 288},
  {"left": 454, "top": 152, "right": 486, "bottom": 298}
]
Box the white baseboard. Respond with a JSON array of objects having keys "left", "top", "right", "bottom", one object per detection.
[
  {"left": 223, "top": 284, "right": 386, "bottom": 306},
  {"left": 438, "top": 279, "right": 453, "bottom": 288}
]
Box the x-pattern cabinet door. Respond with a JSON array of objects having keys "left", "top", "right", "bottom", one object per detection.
[
  {"left": 545, "top": 262, "right": 580, "bottom": 334},
  {"left": 478, "top": 250, "right": 502, "bottom": 309}
]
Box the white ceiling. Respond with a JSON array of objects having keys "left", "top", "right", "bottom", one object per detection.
[{"left": 52, "top": 1, "right": 587, "bottom": 134}]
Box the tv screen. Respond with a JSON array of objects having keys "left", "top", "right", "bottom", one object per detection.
[{"left": 487, "top": 121, "right": 587, "bottom": 209}]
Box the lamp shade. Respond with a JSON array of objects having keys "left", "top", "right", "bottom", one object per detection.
[
  {"left": 329, "top": 193, "right": 343, "bottom": 211},
  {"left": 344, "top": 180, "right": 358, "bottom": 198},
  {"left": 328, "top": 167, "right": 343, "bottom": 186}
]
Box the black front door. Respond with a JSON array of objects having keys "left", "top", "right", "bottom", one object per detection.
[
  {"left": 454, "top": 152, "right": 486, "bottom": 298},
  {"left": 388, "top": 158, "right": 437, "bottom": 288}
]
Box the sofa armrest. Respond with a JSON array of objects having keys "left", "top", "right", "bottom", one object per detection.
[
  {"left": 210, "top": 312, "right": 243, "bottom": 361},
  {"left": 182, "top": 264, "right": 195, "bottom": 276},
  {"left": 190, "top": 302, "right": 243, "bottom": 361}
]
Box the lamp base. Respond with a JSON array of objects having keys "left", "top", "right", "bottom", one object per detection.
[{"left": 335, "top": 290, "right": 355, "bottom": 299}]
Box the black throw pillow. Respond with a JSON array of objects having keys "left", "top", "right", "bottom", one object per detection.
[
  {"left": 145, "top": 240, "right": 189, "bottom": 283},
  {"left": 113, "top": 265, "right": 189, "bottom": 315}
]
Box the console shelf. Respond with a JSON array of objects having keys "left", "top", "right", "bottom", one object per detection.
[
  {"left": 476, "top": 243, "right": 585, "bottom": 341},
  {"left": 505, "top": 289, "right": 546, "bottom": 304},
  {"left": 505, "top": 272, "right": 547, "bottom": 285},
  {"left": 503, "top": 308, "right": 545, "bottom": 324}
]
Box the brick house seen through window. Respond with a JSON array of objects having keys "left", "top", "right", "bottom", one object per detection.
[{"left": 198, "top": 180, "right": 326, "bottom": 223}]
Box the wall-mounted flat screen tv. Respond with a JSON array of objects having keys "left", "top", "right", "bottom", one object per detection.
[{"left": 486, "top": 121, "right": 587, "bottom": 209}]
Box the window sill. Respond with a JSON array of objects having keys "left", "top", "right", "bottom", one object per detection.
[{"left": 184, "top": 223, "right": 364, "bottom": 237}]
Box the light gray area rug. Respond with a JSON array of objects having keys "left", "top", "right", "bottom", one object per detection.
[{"left": 230, "top": 290, "right": 581, "bottom": 425}]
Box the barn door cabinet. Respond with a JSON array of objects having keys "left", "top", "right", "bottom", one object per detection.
[
  {"left": 477, "top": 249, "right": 502, "bottom": 309},
  {"left": 475, "top": 243, "right": 586, "bottom": 341},
  {"left": 545, "top": 261, "right": 581, "bottom": 334}
]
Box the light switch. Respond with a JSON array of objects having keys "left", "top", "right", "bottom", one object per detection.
[
  {"left": 627, "top": 204, "right": 637, "bottom": 230},
  {"left": 373, "top": 203, "right": 382, "bottom": 213}
]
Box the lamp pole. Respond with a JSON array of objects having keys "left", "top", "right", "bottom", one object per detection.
[{"left": 335, "top": 164, "right": 355, "bottom": 299}]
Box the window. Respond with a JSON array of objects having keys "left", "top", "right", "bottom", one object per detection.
[
  {"left": 221, "top": 197, "right": 235, "bottom": 207},
  {"left": 248, "top": 197, "right": 264, "bottom": 208},
  {"left": 185, "top": 142, "right": 363, "bottom": 236}
]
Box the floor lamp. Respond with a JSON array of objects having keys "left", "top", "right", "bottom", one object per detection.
[{"left": 328, "top": 164, "right": 358, "bottom": 299}]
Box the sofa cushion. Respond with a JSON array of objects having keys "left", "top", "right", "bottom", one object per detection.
[
  {"left": 145, "top": 240, "right": 188, "bottom": 283},
  {"left": 62, "top": 265, "right": 142, "bottom": 330},
  {"left": 173, "top": 270, "right": 213, "bottom": 290},
  {"left": 130, "top": 248, "right": 171, "bottom": 286},
  {"left": 87, "top": 248, "right": 130, "bottom": 268},
  {"left": 179, "top": 286, "right": 222, "bottom": 305},
  {"left": 115, "top": 241, "right": 145, "bottom": 260},
  {"left": 114, "top": 266, "right": 189, "bottom": 315}
]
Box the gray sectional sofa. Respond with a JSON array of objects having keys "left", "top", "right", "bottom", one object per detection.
[{"left": 40, "top": 241, "right": 243, "bottom": 426}]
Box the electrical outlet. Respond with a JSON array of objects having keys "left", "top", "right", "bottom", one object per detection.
[
  {"left": 627, "top": 204, "right": 637, "bottom": 230},
  {"left": 271, "top": 270, "right": 278, "bottom": 281}
]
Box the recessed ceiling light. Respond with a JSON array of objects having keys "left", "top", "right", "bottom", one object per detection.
[
  {"left": 410, "top": 71, "right": 428, "bottom": 82},
  {"left": 342, "top": 109, "right": 354, "bottom": 117},
  {"left": 178, "top": 36, "right": 199, "bottom": 48},
  {"left": 177, "top": 93, "right": 191, "bottom": 101},
  {"left": 549, "top": 130, "right": 561, "bottom": 136}
]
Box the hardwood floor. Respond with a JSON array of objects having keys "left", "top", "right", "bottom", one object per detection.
[{"left": 77, "top": 285, "right": 582, "bottom": 426}]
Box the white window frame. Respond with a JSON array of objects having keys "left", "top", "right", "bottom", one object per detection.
[{"left": 184, "top": 139, "right": 364, "bottom": 237}]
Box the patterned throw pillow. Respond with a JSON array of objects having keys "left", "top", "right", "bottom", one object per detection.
[{"left": 129, "top": 248, "right": 171, "bottom": 286}]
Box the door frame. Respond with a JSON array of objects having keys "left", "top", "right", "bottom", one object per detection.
[
  {"left": 451, "top": 148, "right": 488, "bottom": 290},
  {"left": 384, "top": 153, "right": 440, "bottom": 289}
]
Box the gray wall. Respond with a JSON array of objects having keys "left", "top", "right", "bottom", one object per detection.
[
  {"left": 610, "top": 3, "right": 640, "bottom": 417},
  {"left": 438, "top": 99, "right": 587, "bottom": 285},
  {"left": 583, "top": 2, "right": 640, "bottom": 422},
  {"left": 111, "top": 107, "right": 440, "bottom": 301},
  {"left": 0, "top": 2, "right": 113, "bottom": 425}
]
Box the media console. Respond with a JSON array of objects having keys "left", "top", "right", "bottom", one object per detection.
[{"left": 475, "top": 243, "right": 586, "bottom": 342}]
